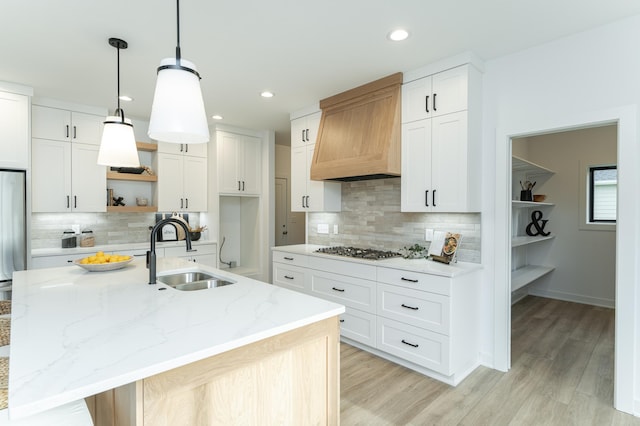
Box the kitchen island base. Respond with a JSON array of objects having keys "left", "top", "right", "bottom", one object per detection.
[{"left": 86, "top": 316, "right": 340, "bottom": 426}]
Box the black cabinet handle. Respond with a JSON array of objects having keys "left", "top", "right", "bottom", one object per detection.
[
  {"left": 305, "top": 195, "right": 310, "bottom": 208},
  {"left": 425, "top": 95, "right": 429, "bottom": 113},
  {"left": 73, "top": 126, "right": 77, "bottom": 139},
  {"left": 401, "top": 277, "right": 419, "bottom": 283},
  {"left": 283, "top": 257, "right": 294, "bottom": 261},
  {"left": 66, "top": 195, "right": 70, "bottom": 208},
  {"left": 180, "top": 144, "right": 184, "bottom": 152},
  {"left": 433, "top": 189, "right": 437, "bottom": 207},
  {"left": 301, "top": 196, "right": 305, "bottom": 208},
  {"left": 301, "top": 130, "right": 305, "bottom": 143},
  {"left": 74, "top": 195, "right": 77, "bottom": 209},
  {"left": 332, "top": 287, "right": 345, "bottom": 292},
  {"left": 242, "top": 181, "right": 245, "bottom": 191},
  {"left": 284, "top": 275, "right": 294, "bottom": 280},
  {"left": 185, "top": 198, "right": 189, "bottom": 209},
  {"left": 425, "top": 190, "right": 429, "bottom": 207},
  {"left": 65, "top": 125, "right": 69, "bottom": 138},
  {"left": 185, "top": 144, "right": 188, "bottom": 153},
  {"left": 305, "top": 129, "right": 309, "bottom": 141},
  {"left": 433, "top": 93, "right": 437, "bottom": 111},
  {"left": 180, "top": 198, "right": 184, "bottom": 209},
  {"left": 238, "top": 181, "right": 241, "bottom": 191},
  {"left": 67, "top": 259, "right": 73, "bottom": 263},
  {"left": 401, "top": 339, "right": 419, "bottom": 348},
  {"left": 401, "top": 303, "right": 419, "bottom": 311},
  {"left": 340, "top": 319, "right": 345, "bottom": 323}
]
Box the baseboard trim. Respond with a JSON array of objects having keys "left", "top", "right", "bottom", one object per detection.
[
  {"left": 478, "top": 351, "right": 494, "bottom": 369},
  {"left": 527, "top": 288, "right": 614, "bottom": 308}
]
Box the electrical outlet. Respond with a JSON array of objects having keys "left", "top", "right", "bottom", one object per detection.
[
  {"left": 425, "top": 228, "right": 434, "bottom": 241},
  {"left": 317, "top": 223, "right": 329, "bottom": 234},
  {"left": 333, "top": 224, "right": 339, "bottom": 234}
]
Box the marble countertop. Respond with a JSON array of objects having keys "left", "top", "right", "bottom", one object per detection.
[
  {"left": 272, "top": 244, "right": 482, "bottom": 277},
  {"left": 31, "top": 240, "right": 217, "bottom": 257},
  {"left": 9, "top": 258, "right": 344, "bottom": 418}
]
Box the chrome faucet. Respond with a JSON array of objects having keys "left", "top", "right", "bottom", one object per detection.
[{"left": 147, "top": 218, "right": 196, "bottom": 284}]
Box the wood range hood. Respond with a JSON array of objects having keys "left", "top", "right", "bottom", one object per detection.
[{"left": 310, "top": 72, "right": 402, "bottom": 181}]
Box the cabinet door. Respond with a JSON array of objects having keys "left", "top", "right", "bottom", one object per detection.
[
  {"left": 290, "top": 116, "right": 308, "bottom": 149},
  {"left": 305, "top": 144, "right": 325, "bottom": 211},
  {"left": 32, "top": 105, "right": 71, "bottom": 141},
  {"left": 71, "top": 112, "right": 103, "bottom": 145},
  {"left": 183, "top": 143, "right": 207, "bottom": 158},
  {"left": 71, "top": 143, "right": 106, "bottom": 212},
  {"left": 157, "top": 153, "right": 184, "bottom": 211},
  {"left": 240, "top": 135, "right": 261, "bottom": 195},
  {"left": 0, "top": 91, "right": 29, "bottom": 169},
  {"left": 305, "top": 112, "right": 322, "bottom": 144},
  {"left": 32, "top": 139, "right": 71, "bottom": 212},
  {"left": 401, "top": 120, "right": 432, "bottom": 212},
  {"left": 183, "top": 156, "right": 207, "bottom": 211},
  {"left": 290, "top": 146, "right": 307, "bottom": 212},
  {"left": 402, "top": 77, "right": 432, "bottom": 123},
  {"left": 431, "top": 112, "right": 468, "bottom": 212},
  {"left": 157, "top": 142, "right": 184, "bottom": 155},
  {"left": 216, "top": 132, "right": 241, "bottom": 194},
  {"left": 431, "top": 65, "right": 468, "bottom": 117}
]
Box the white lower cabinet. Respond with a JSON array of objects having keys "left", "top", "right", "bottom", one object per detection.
[
  {"left": 272, "top": 250, "right": 480, "bottom": 385},
  {"left": 165, "top": 243, "right": 216, "bottom": 267}
]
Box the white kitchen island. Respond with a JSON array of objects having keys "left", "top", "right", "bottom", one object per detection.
[{"left": 9, "top": 258, "right": 344, "bottom": 424}]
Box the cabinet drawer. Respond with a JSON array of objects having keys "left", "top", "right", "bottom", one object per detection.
[
  {"left": 309, "top": 270, "right": 376, "bottom": 313},
  {"left": 377, "top": 283, "right": 449, "bottom": 334},
  {"left": 31, "top": 254, "right": 86, "bottom": 269},
  {"left": 377, "top": 267, "right": 450, "bottom": 296},
  {"left": 272, "top": 251, "right": 308, "bottom": 267},
  {"left": 166, "top": 244, "right": 216, "bottom": 257},
  {"left": 273, "top": 263, "right": 307, "bottom": 293},
  {"left": 340, "top": 307, "right": 376, "bottom": 347},
  {"left": 308, "top": 256, "right": 376, "bottom": 281},
  {"left": 377, "top": 317, "right": 449, "bottom": 374}
]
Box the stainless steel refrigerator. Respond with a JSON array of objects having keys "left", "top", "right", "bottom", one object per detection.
[{"left": 0, "top": 169, "right": 26, "bottom": 298}]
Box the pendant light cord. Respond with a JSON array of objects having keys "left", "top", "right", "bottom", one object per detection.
[
  {"left": 116, "top": 44, "right": 122, "bottom": 120},
  {"left": 175, "top": 0, "right": 181, "bottom": 65}
]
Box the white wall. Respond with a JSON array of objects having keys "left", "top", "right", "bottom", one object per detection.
[
  {"left": 274, "top": 144, "right": 305, "bottom": 245},
  {"left": 514, "top": 126, "right": 617, "bottom": 307},
  {"left": 481, "top": 15, "right": 640, "bottom": 414}
]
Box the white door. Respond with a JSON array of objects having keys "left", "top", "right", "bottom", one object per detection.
[
  {"left": 402, "top": 77, "right": 432, "bottom": 123},
  {"left": 290, "top": 146, "right": 307, "bottom": 212},
  {"left": 290, "top": 116, "right": 308, "bottom": 149},
  {"left": 32, "top": 105, "right": 70, "bottom": 141},
  {"left": 305, "top": 144, "right": 325, "bottom": 211},
  {"left": 217, "top": 132, "right": 240, "bottom": 194},
  {"left": 32, "top": 139, "right": 71, "bottom": 212},
  {"left": 241, "top": 136, "right": 261, "bottom": 195},
  {"left": 71, "top": 143, "right": 106, "bottom": 212},
  {"left": 183, "top": 156, "right": 207, "bottom": 211},
  {"left": 0, "top": 91, "right": 29, "bottom": 169},
  {"left": 401, "top": 119, "right": 432, "bottom": 212},
  {"left": 71, "top": 112, "right": 103, "bottom": 145},
  {"left": 431, "top": 111, "right": 468, "bottom": 212},
  {"left": 157, "top": 153, "right": 184, "bottom": 211},
  {"left": 275, "top": 177, "right": 288, "bottom": 246},
  {"left": 431, "top": 65, "right": 468, "bottom": 117}
]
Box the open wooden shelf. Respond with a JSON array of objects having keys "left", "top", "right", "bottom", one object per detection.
[
  {"left": 136, "top": 141, "right": 157, "bottom": 152},
  {"left": 107, "top": 172, "right": 157, "bottom": 182},
  {"left": 511, "top": 265, "right": 555, "bottom": 292},
  {"left": 107, "top": 205, "right": 157, "bottom": 213}
]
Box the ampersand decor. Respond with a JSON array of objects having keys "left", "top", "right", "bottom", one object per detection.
[{"left": 525, "top": 210, "right": 550, "bottom": 236}]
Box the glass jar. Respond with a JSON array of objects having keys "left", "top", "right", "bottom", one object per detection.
[
  {"left": 61, "top": 230, "right": 77, "bottom": 249},
  {"left": 79, "top": 229, "right": 95, "bottom": 247}
]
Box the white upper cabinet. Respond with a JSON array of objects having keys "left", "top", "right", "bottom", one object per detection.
[
  {"left": 157, "top": 142, "right": 207, "bottom": 158},
  {"left": 402, "top": 65, "right": 470, "bottom": 123},
  {"left": 155, "top": 152, "right": 207, "bottom": 212},
  {"left": 32, "top": 105, "right": 103, "bottom": 145},
  {"left": 290, "top": 110, "right": 341, "bottom": 212},
  {"left": 401, "top": 63, "right": 481, "bottom": 213},
  {"left": 216, "top": 131, "right": 261, "bottom": 195},
  {"left": 0, "top": 90, "right": 29, "bottom": 169},
  {"left": 290, "top": 111, "right": 321, "bottom": 149}
]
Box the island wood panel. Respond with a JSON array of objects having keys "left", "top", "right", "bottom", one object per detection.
[{"left": 92, "top": 316, "right": 340, "bottom": 426}]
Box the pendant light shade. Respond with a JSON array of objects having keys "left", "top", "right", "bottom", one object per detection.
[
  {"left": 97, "top": 38, "right": 140, "bottom": 167},
  {"left": 148, "top": 57, "right": 209, "bottom": 143},
  {"left": 148, "top": 0, "right": 209, "bottom": 144}
]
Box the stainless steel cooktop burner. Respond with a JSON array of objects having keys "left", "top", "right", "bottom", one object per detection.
[{"left": 315, "top": 246, "right": 401, "bottom": 260}]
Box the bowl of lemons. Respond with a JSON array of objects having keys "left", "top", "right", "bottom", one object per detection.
[{"left": 73, "top": 251, "right": 133, "bottom": 272}]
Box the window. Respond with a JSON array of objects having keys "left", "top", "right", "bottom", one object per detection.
[{"left": 589, "top": 165, "right": 617, "bottom": 223}]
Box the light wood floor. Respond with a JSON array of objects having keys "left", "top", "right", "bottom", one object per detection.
[{"left": 340, "top": 296, "right": 640, "bottom": 425}]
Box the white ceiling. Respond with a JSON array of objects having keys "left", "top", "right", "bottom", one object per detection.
[{"left": 3, "top": 1, "right": 640, "bottom": 145}]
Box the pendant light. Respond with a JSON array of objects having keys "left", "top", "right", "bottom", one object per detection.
[
  {"left": 97, "top": 38, "right": 140, "bottom": 167},
  {"left": 148, "top": 0, "right": 209, "bottom": 144}
]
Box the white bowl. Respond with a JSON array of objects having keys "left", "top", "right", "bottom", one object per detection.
[{"left": 73, "top": 257, "right": 133, "bottom": 272}]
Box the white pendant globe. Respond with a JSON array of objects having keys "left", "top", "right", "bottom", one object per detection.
[
  {"left": 97, "top": 117, "right": 140, "bottom": 167},
  {"left": 148, "top": 57, "right": 210, "bottom": 144}
]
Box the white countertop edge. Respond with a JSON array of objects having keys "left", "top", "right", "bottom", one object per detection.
[
  {"left": 9, "top": 296, "right": 344, "bottom": 419},
  {"left": 271, "top": 244, "right": 482, "bottom": 277}
]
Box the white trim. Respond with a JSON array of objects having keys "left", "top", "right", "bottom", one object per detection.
[
  {"left": 31, "top": 96, "right": 106, "bottom": 116},
  {"left": 212, "top": 123, "right": 264, "bottom": 138},
  {"left": 494, "top": 105, "right": 637, "bottom": 414},
  {"left": 402, "top": 51, "right": 485, "bottom": 83},
  {"left": 289, "top": 103, "right": 320, "bottom": 121},
  {"left": 0, "top": 80, "right": 33, "bottom": 96},
  {"left": 527, "top": 288, "right": 614, "bottom": 309}
]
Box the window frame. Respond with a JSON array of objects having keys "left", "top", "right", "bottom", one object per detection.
[{"left": 588, "top": 165, "right": 617, "bottom": 224}]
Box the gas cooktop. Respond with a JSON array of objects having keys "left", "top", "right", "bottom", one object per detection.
[{"left": 315, "top": 246, "right": 401, "bottom": 260}]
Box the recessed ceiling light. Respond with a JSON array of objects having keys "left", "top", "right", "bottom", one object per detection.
[
  {"left": 260, "top": 91, "right": 274, "bottom": 98},
  {"left": 388, "top": 29, "right": 410, "bottom": 41},
  {"left": 212, "top": 115, "right": 223, "bottom": 120},
  {"left": 118, "top": 95, "right": 133, "bottom": 102}
]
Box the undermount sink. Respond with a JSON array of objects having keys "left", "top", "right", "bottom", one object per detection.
[{"left": 157, "top": 271, "right": 235, "bottom": 291}]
